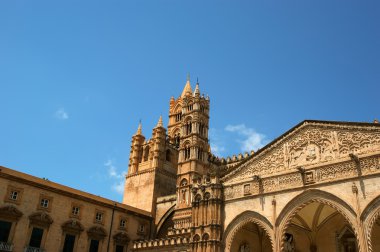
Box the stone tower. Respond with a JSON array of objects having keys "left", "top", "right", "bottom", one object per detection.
[
  {"left": 166, "top": 77, "right": 214, "bottom": 239},
  {"left": 123, "top": 117, "right": 178, "bottom": 215}
]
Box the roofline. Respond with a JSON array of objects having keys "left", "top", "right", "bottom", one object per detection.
[
  {"left": 0, "top": 165, "right": 152, "bottom": 219},
  {"left": 256, "top": 119, "right": 380, "bottom": 157},
  {"left": 221, "top": 119, "right": 380, "bottom": 178}
]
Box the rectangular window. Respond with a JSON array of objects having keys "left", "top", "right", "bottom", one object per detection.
[
  {"left": 63, "top": 234, "right": 75, "bottom": 252},
  {"left": 115, "top": 245, "right": 124, "bottom": 252},
  {"left": 29, "top": 227, "right": 44, "bottom": 248},
  {"left": 95, "top": 212, "right": 103, "bottom": 222},
  {"left": 138, "top": 224, "right": 145, "bottom": 233},
  {"left": 89, "top": 239, "right": 99, "bottom": 252},
  {"left": 0, "top": 221, "right": 12, "bottom": 242},
  {"left": 9, "top": 191, "right": 18, "bottom": 200},
  {"left": 72, "top": 206, "right": 80, "bottom": 216},
  {"left": 119, "top": 219, "right": 126, "bottom": 228},
  {"left": 40, "top": 199, "right": 49, "bottom": 208},
  {"left": 4, "top": 186, "right": 23, "bottom": 204}
]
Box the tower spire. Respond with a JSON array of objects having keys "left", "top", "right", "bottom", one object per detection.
[
  {"left": 194, "top": 78, "right": 200, "bottom": 97},
  {"left": 156, "top": 115, "right": 163, "bottom": 128},
  {"left": 181, "top": 74, "right": 193, "bottom": 98},
  {"left": 136, "top": 121, "right": 142, "bottom": 135}
]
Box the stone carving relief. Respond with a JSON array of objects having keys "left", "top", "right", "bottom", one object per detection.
[
  {"left": 224, "top": 155, "right": 380, "bottom": 200},
  {"left": 243, "top": 184, "right": 251, "bottom": 195},
  {"left": 224, "top": 124, "right": 380, "bottom": 184}
]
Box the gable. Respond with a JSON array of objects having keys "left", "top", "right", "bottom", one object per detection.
[{"left": 222, "top": 121, "right": 380, "bottom": 184}]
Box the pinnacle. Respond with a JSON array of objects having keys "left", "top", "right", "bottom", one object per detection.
[
  {"left": 181, "top": 76, "right": 192, "bottom": 98},
  {"left": 156, "top": 115, "right": 163, "bottom": 128},
  {"left": 136, "top": 122, "right": 142, "bottom": 135},
  {"left": 194, "top": 82, "right": 200, "bottom": 97}
]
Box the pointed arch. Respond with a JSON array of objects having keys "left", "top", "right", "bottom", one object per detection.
[
  {"left": 156, "top": 204, "right": 176, "bottom": 238},
  {"left": 360, "top": 194, "right": 380, "bottom": 252},
  {"left": 276, "top": 189, "right": 358, "bottom": 252},
  {"left": 223, "top": 210, "right": 274, "bottom": 252}
]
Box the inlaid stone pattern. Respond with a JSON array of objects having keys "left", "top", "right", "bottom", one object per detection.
[
  {"left": 224, "top": 155, "right": 380, "bottom": 201},
  {"left": 224, "top": 124, "right": 380, "bottom": 184}
]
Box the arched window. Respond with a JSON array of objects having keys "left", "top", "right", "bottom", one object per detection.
[
  {"left": 175, "top": 112, "right": 182, "bottom": 122},
  {"left": 180, "top": 178, "right": 188, "bottom": 187},
  {"left": 143, "top": 146, "right": 150, "bottom": 161},
  {"left": 194, "top": 194, "right": 202, "bottom": 203},
  {"left": 185, "top": 122, "right": 192, "bottom": 135},
  {"left": 174, "top": 133, "right": 180, "bottom": 149},
  {"left": 184, "top": 146, "right": 191, "bottom": 160},
  {"left": 202, "top": 233, "right": 209, "bottom": 241},
  {"left": 193, "top": 234, "right": 200, "bottom": 242},
  {"left": 197, "top": 148, "right": 203, "bottom": 160}
]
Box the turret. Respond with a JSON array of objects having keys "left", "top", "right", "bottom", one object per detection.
[
  {"left": 128, "top": 122, "right": 145, "bottom": 174},
  {"left": 152, "top": 116, "right": 166, "bottom": 168}
]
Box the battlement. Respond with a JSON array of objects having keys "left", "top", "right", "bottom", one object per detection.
[
  {"left": 208, "top": 150, "right": 255, "bottom": 166},
  {"left": 133, "top": 237, "right": 190, "bottom": 250}
]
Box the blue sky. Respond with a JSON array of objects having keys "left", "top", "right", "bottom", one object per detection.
[{"left": 0, "top": 1, "right": 379, "bottom": 202}]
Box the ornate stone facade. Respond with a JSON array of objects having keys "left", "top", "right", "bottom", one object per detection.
[{"left": 123, "top": 78, "right": 380, "bottom": 252}]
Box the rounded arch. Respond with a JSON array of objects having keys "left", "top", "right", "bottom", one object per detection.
[
  {"left": 156, "top": 204, "right": 176, "bottom": 238},
  {"left": 204, "top": 192, "right": 211, "bottom": 200},
  {"left": 360, "top": 194, "right": 380, "bottom": 252},
  {"left": 223, "top": 210, "right": 274, "bottom": 252},
  {"left": 276, "top": 189, "right": 358, "bottom": 252},
  {"left": 202, "top": 233, "right": 210, "bottom": 241},
  {"left": 194, "top": 194, "right": 202, "bottom": 203},
  {"left": 192, "top": 234, "right": 200, "bottom": 242}
]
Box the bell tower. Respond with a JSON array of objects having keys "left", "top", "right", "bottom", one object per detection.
[
  {"left": 123, "top": 117, "right": 178, "bottom": 216},
  {"left": 167, "top": 76, "right": 211, "bottom": 237}
]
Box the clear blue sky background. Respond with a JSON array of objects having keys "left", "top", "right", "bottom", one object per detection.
[{"left": 1, "top": 1, "right": 379, "bottom": 202}]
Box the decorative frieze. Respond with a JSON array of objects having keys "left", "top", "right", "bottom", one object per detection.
[
  {"left": 223, "top": 155, "right": 380, "bottom": 201},
  {"left": 224, "top": 123, "right": 380, "bottom": 184}
]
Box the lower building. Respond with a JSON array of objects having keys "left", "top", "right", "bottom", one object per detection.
[{"left": 0, "top": 166, "right": 151, "bottom": 252}]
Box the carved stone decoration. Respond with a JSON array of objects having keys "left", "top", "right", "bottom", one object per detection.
[
  {"left": 243, "top": 184, "right": 251, "bottom": 195},
  {"left": 0, "top": 205, "right": 23, "bottom": 221},
  {"left": 87, "top": 226, "right": 107, "bottom": 240},
  {"left": 304, "top": 170, "right": 315, "bottom": 184},
  {"left": 113, "top": 232, "right": 130, "bottom": 245},
  {"left": 62, "top": 220, "right": 84, "bottom": 235},
  {"left": 29, "top": 212, "right": 53, "bottom": 228},
  {"left": 223, "top": 122, "right": 380, "bottom": 184}
]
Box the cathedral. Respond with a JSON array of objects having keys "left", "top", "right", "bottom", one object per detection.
[
  {"left": 123, "top": 78, "right": 380, "bottom": 252},
  {"left": 1, "top": 77, "right": 380, "bottom": 252}
]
